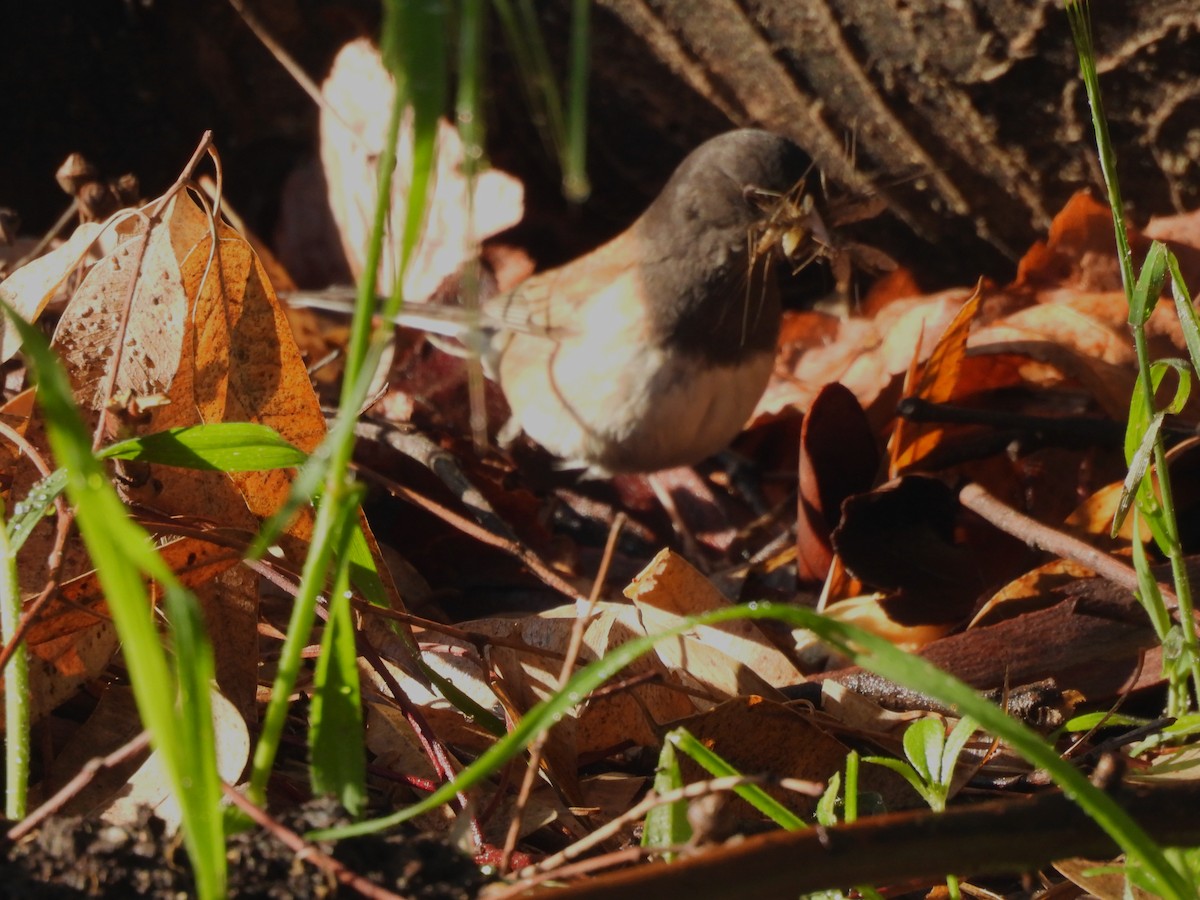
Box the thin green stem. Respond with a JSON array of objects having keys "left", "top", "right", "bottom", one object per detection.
[
  {"left": 1067, "top": 0, "right": 1200, "bottom": 713},
  {"left": 247, "top": 50, "right": 408, "bottom": 803},
  {"left": 563, "top": 0, "right": 591, "bottom": 201},
  {"left": 0, "top": 499, "right": 28, "bottom": 820}
]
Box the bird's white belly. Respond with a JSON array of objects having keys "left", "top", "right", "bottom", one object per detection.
[{"left": 507, "top": 333, "right": 773, "bottom": 473}]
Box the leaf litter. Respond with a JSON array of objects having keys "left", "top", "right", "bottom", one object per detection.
[{"left": 5, "top": 80, "right": 1200, "bottom": 900}]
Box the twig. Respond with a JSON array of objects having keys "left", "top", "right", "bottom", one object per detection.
[
  {"left": 958, "top": 481, "right": 1179, "bottom": 608},
  {"left": 499, "top": 513, "right": 626, "bottom": 872},
  {"left": 224, "top": 0, "right": 363, "bottom": 146},
  {"left": 12, "top": 199, "right": 80, "bottom": 271},
  {"left": 359, "top": 464, "right": 585, "bottom": 602},
  {"left": 7, "top": 730, "right": 152, "bottom": 841}
]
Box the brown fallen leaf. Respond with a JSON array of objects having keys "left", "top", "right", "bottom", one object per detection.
[
  {"left": 625, "top": 549, "right": 804, "bottom": 694},
  {"left": 796, "top": 382, "right": 880, "bottom": 583},
  {"left": 0, "top": 221, "right": 106, "bottom": 363}
]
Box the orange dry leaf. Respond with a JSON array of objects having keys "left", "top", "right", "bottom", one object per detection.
[
  {"left": 889, "top": 282, "right": 984, "bottom": 473},
  {"left": 2, "top": 178, "right": 394, "bottom": 724}
]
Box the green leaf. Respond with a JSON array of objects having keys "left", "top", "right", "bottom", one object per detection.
[
  {"left": 1129, "top": 241, "right": 1168, "bottom": 327},
  {"left": 643, "top": 736, "right": 689, "bottom": 854},
  {"left": 2, "top": 301, "right": 225, "bottom": 899},
  {"left": 309, "top": 486, "right": 367, "bottom": 816},
  {"left": 901, "top": 717, "right": 942, "bottom": 785},
  {"left": 1167, "top": 252, "right": 1200, "bottom": 374},
  {"left": 861, "top": 755, "right": 933, "bottom": 808},
  {"left": 940, "top": 715, "right": 978, "bottom": 789},
  {"left": 100, "top": 424, "right": 306, "bottom": 471},
  {"left": 814, "top": 771, "right": 841, "bottom": 828}
]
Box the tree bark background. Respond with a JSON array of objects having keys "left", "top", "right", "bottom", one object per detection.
[
  {"left": 3, "top": 2, "right": 1197, "bottom": 288},
  {"left": 566, "top": 0, "right": 1200, "bottom": 282}
]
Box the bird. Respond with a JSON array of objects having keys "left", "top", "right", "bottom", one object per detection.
[{"left": 335, "top": 129, "right": 814, "bottom": 474}]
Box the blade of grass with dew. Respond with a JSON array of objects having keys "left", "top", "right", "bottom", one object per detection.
[
  {"left": 99, "top": 423, "right": 306, "bottom": 471},
  {"left": 3, "top": 303, "right": 225, "bottom": 899},
  {"left": 310, "top": 483, "right": 368, "bottom": 816},
  {"left": 0, "top": 496, "right": 29, "bottom": 819},
  {"left": 668, "top": 726, "right": 806, "bottom": 830},
  {"left": 7, "top": 468, "right": 66, "bottom": 553}
]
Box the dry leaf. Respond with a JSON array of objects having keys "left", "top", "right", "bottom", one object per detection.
[
  {"left": 625, "top": 549, "right": 804, "bottom": 693},
  {"left": 890, "top": 282, "right": 984, "bottom": 473},
  {"left": 796, "top": 383, "right": 880, "bottom": 583},
  {"left": 320, "top": 38, "right": 524, "bottom": 302},
  {"left": 0, "top": 221, "right": 105, "bottom": 363}
]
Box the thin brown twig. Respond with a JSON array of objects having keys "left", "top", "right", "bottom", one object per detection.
[
  {"left": 7, "top": 730, "right": 152, "bottom": 841},
  {"left": 12, "top": 198, "right": 81, "bottom": 270},
  {"left": 221, "top": 783, "right": 406, "bottom": 900},
  {"left": 958, "top": 481, "right": 1180, "bottom": 608},
  {"left": 499, "top": 513, "right": 626, "bottom": 873},
  {"left": 362, "top": 466, "right": 586, "bottom": 601},
  {"left": 224, "top": 0, "right": 363, "bottom": 146}
]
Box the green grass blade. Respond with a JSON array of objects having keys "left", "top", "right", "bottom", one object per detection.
[
  {"left": 563, "top": 0, "right": 591, "bottom": 201},
  {"left": 0, "top": 497, "right": 29, "bottom": 819},
  {"left": 1167, "top": 251, "right": 1200, "bottom": 374},
  {"left": 642, "top": 734, "right": 689, "bottom": 854},
  {"left": 6, "top": 468, "right": 66, "bottom": 553},
  {"left": 668, "top": 727, "right": 807, "bottom": 830},
  {"left": 1129, "top": 241, "right": 1167, "bottom": 327},
  {"left": 309, "top": 486, "right": 368, "bottom": 816},
  {"left": 3, "top": 302, "right": 225, "bottom": 899}
]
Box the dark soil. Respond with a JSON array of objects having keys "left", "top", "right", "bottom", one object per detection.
[{"left": 2, "top": 801, "right": 487, "bottom": 898}]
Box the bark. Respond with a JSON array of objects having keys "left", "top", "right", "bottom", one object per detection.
[{"left": 583, "top": 1, "right": 1200, "bottom": 280}]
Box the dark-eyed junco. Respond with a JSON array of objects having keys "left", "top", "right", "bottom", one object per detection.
[{"left": 394, "top": 129, "right": 813, "bottom": 474}]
